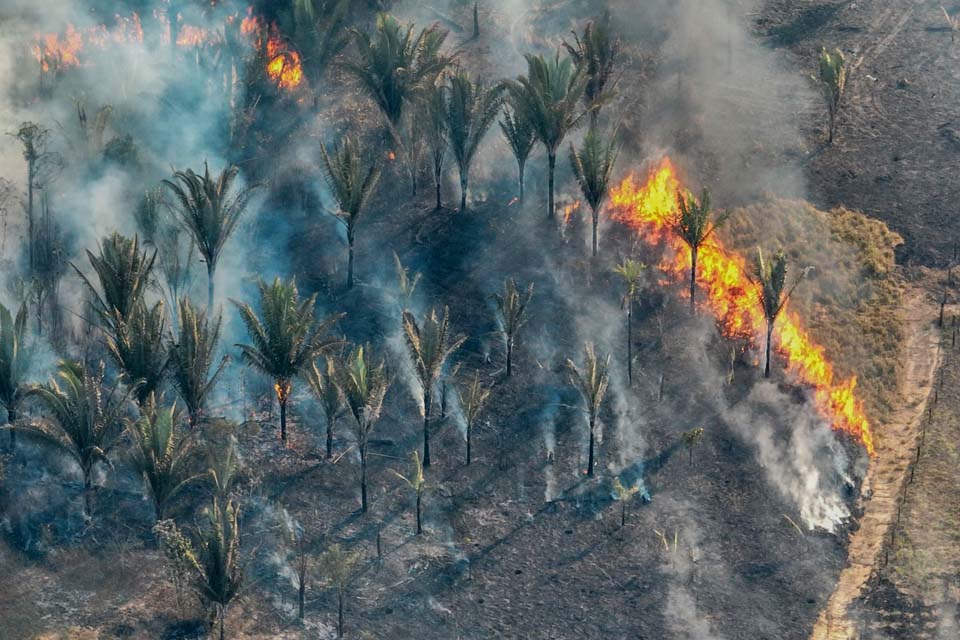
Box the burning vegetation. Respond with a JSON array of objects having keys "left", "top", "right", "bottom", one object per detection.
[{"left": 0, "top": 1, "right": 927, "bottom": 638}]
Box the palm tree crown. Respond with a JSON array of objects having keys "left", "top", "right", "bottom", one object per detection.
[
  {"left": 0, "top": 302, "right": 32, "bottom": 429},
  {"left": 74, "top": 232, "right": 156, "bottom": 332},
  {"left": 670, "top": 188, "right": 729, "bottom": 312},
  {"left": 168, "top": 298, "right": 229, "bottom": 427},
  {"left": 566, "top": 343, "right": 610, "bottom": 477},
  {"left": 569, "top": 126, "right": 619, "bottom": 256}
]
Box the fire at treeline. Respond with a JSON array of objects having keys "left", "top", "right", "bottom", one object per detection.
[{"left": 0, "top": 0, "right": 864, "bottom": 637}]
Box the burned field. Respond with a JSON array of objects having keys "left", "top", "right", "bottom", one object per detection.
[{"left": 0, "top": 1, "right": 954, "bottom": 639}]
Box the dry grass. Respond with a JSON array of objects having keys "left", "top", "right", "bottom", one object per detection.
[{"left": 724, "top": 199, "right": 905, "bottom": 422}]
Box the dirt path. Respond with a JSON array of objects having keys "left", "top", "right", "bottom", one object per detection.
[{"left": 811, "top": 283, "right": 942, "bottom": 640}]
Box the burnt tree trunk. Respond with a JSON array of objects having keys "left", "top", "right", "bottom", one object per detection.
[
  {"left": 689, "top": 246, "right": 698, "bottom": 312},
  {"left": 626, "top": 302, "right": 633, "bottom": 385},
  {"left": 360, "top": 447, "right": 368, "bottom": 512},
  {"left": 587, "top": 416, "right": 596, "bottom": 477},
  {"left": 416, "top": 491, "right": 422, "bottom": 535},
  {"left": 207, "top": 263, "right": 216, "bottom": 311},
  {"left": 591, "top": 207, "right": 599, "bottom": 257},
  {"left": 337, "top": 590, "right": 344, "bottom": 638},
  {"left": 279, "top": 391, "right": 288, "bottom": 443},
  {"left": 506, "top": 339, "right": 513, "bottom": 377},
  {"left": 518, "top": 160, "right": 526, "bottom": 200},
  {"left": 547, "top": 152, "right": 556, "bottom": 219},
  {"left": 7, "top": 407, "right": 15, "bottom": 448},
  {"left": 466, "top": 422, "right": 472, "bottom": 465},
  {"left": 764, "top": 322, "right": 774, "bottom": 378},
  {"left": 347, "top": 227, "right": 355, "bottom": 289},
  {"left": 298, "top": 581, "right": 305, "bottom": 620},
  {"left": 460, "top": 170, "right": 468, "bottom": 211},
  {"left": 422, "top": 391, "right": 432, "bottom": 467}
]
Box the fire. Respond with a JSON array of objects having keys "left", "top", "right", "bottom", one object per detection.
[
  {"left": 267, "top": 49, "right": 303, "bottom": 90},
  {"left": 274, "top": 380, "right": 291, "bottom": 402},
  {"left": 610, "top": 157, "right": 875, "bottom": 455},
  {"left": 33, "top": 25, "right": 84, "bottom": 72},
  {"left": 562, "top": 199, "right": 582, "bottom": 226},
  {"left": 175, "top": 25, "right": 210, "bottom": 47}
]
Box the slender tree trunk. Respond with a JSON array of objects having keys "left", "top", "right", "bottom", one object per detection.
[
  {"left": 440, "top": 382, "right": 447, "bottom": 419},
  {"left": 422, "top": 392, "right": 432, "bottom": 468},
  {"left": 591, "top": 208, "right": 599, "bottom": 257},
  {"left": 416, "top": 491, "right": 422, "bottom": 535},
  {"left": 279, "top": 392, "right": 288, "bottom": 443},
  {"left": 27, "top": 162, "right": 34, "bottom": 272},
  {"left": 7, "top": 407, "right": 15, "bottom": 448},
  {"left": 219, "top": 605, "right": 225, "bottom": 640},
  {"left": 518, "top": 160, "right": 526, "bottom": 200},
  {"left": 828, "top": 105, "right": 835, "bottom": 144},
  {"left": 460, "top": 170, "right": 468, "bottom": 211},
  {"left": 298, "top": 581, "right": 305, "bottom": 620},
  {"left": 547, "top": 152, "right": 556, "bottom": 219},
  {"left": 473, "top": 1, "right": 480, "bottom": 38},
  {"left": 466, "top": 423, "right": 472, "bottom": 465},
  {"left": 506, "top": 339, "right": 513, "bottom": 377},
  {"left": 326, "top": 417, "right": 334, "bottom": 459},
  {"left": 337, "top": 590, "right": 344, "bottom": 637},
  {"left": 626, "top": 306, "right": 633, "bottom": 385},
  {"left": 621, "top": 501, "right": 626, "bottom": 527},
  {"left": 360, "top": 448, "right": 368, "bottom": 512},
  {"left": 689, "top": 246, "right": 698, "bottom": 312},
  {"left": 587, "top": 416, "right": 595, "bottom": 477},
  {"left": 436, "top": 177, "right": 442, "bottom": 210},
  {"left": 83, "top": 470, "right": 93, "bottom": 519},
  {"left": 347, "top": 227, "right": 355, "bottom": 289},
  {"left": 207, "top": 263, "right": 215, "bottom": 310},
  {"left": 764, "top": 321, "right": 774, "bottom": 378}
]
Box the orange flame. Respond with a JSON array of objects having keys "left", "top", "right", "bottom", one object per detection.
[
  {"left": 267, "top": 49, "right": 303, "bottom": 90},
  {"left": 610, "top": 158, "right": 875, "bottom": 455},
  {"left": 562, "top": 199, "right": 581, "bottom": 226}
]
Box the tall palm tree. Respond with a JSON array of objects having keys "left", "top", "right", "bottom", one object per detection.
[
  {"left": 168, "top": 298, "right": 229, "bottom": 428},
  {"left": 566, "top": 343, "right": 609, "bottom": 478},
  {"left": 402, "top": 306, "right": 466, "bottom": 468},
  {"left": 234, "top": 278, "right": 342, "bottom": 444},
  {"left": 499, "top": 104, "right": 537, "bottom": 200},
  {"left": 751, "top": 248, "right": 809, "bottom": 378},
  {"left": 455, "top": 370, "right": 490, "bottom": 465},
  {"left": 670, "top": 188, "right": 729, "bottom": 313},
  {"left": 304, "top": 356, "right": 342, "bottom": 459},
  {"left": 508, "top": 52, "right": 588, "bottom": 219},
  {"left": 423, "top": 81, "right": 449, "bottom": 210},
  {"left": 391, "top": 450, "right": 426, "bottom": 534},
  {"left": 0, "top": 302, "right": 31, "bottom": 447},
  {"left": 319, "top": 136, "right": 381, "bottom": 289},
  {"left": 342, "top": 13, "right": 452, "bottom": 134},
  {"left": 106, "top": 300, "right": 168, "bottom": 406},
  {"left": 74, "top": 232, "right": 156, "bottom": 333},
  {"left": 16, "top": 360, "right": 135, "bottom": 518},
  {"left": 444, "top": 69, "right": 505, "bottom": 210},
  {"left": 334, "top": 345, "right": 389, "bottom": 512},
  {"left": 492, "top": 278, "right": 534, "bottom": 377},
  {"left": 128, "top": 397, "right": 204, "bottom": 521},
  {"left": 563, "top": 12, "right": 621, "bottom": 127},
  {"left": 569, "top": 126, "right": 619, "bottom": 257},
  {"left": 613, "top": 259, "right": 645, "bottom": 385},
  {"left": 318, "top": 543, "right": 361, "bottom": 638},
  {"left": 163, "top": 163, "right": 257, "bottom": 309}
]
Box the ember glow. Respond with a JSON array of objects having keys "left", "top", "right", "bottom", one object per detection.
[{"left": 610, "top": 158, "right": 875, "bottom": 455}]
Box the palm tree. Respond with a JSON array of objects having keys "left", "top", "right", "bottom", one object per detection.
[
  {"left": 566, "top": 343, "right": 609, "bottom": 477},
  {"left": 402, "top": 306, "right": 466, "bottom": 468},
  {"left": 444, "top": 69, "right": 505, "bottom": 210},
  {"left": 162, "top": 163, "right": 257, "bottom": 309},
  {"left": 508, "top": 52, "right": 588, "bottom": 219},
  {"left": 168, "top": 298, "right": 229, "bottom": 428},
  {"left": 233, "top": 278, "right": 342, "bottom": 444},
  {"left": 74, "top": 232, "right": 156, "bottom": 333},
  {"left": 423, "top": 81, "right": 449, "bottom": 209},
  {"left": 499, "top": 105, "right": 537, "bottom": 200},
  {"left": 16, "top": 360, "right": 135, "bottom": 517},
  {"left": 393, "top": 251, "right": 421, "bottom": 311},
  {"left": 613, "top": 259, "right": 645, "bottom": 384},
  {"left": 291, "top": 0, "right": 351, "bottom": 89},
  {"left": 190, "top": 498, "right": 246, "bottom": 640},
  {"left": 391, "top": 450, "right": 426, "bottom": 534},
  {"left": 815, "top": 47, "right": 846, "bottom": 144},
  {"left": 319, "top": 543, "right": 361, "bottom": 638},
  {"left": 333, "top": 345, "right": 389, "bottom": 512},
  {"left": 319, "top": 136, "right": 381, "bottom": 289},
  {"left": 563, "top": 12, "right": 621, "bottom": 127},
  {"left": 751, "top": 248, "right": 809, "bottom": 378},
  {"left": 670, "top": 188, "right": 729, "bottom": 312},
  {"left": 342, "top": 13, "right": 451, "bottom": 135},
  {"left": 455, "top": 370, "right": 490, "bottom": 465},
  {"left": 128, "top": 397, "right": 204, "bottom": 521},
  {"left": 304, "top": 356, "right": 342, "bottom": 459},
  {"left": 492, "top": 278, "right": 534, "bottom": 377},
  {"left": 0, "top": 302, "right": 31, "bottom": 447},
  {"left": 106, "top": 300, "right": 168, "bottom": 406},
  {"left": 569, "top": 126, "right": 619, "bottom": 256}
]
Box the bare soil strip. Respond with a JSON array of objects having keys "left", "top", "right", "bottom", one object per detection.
[{"left": 811, "top": 284, "right": 941, "bottom": 640}]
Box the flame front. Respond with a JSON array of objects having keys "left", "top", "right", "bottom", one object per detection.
[{"left": 610, "top": 158, "right": 875, "bottom": 455}]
